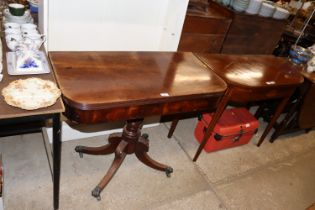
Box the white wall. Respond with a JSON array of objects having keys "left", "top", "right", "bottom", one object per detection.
[
  {"left": 43, "top": 0, "right": 188, "bottom": 51},
  {"left": 159, "top": 0, "right": 190, "bottom": 51}
]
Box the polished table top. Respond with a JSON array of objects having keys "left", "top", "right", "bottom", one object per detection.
[
  {"left": 0, "top": 51, "right": 64, "bottom": 120},
  {"left": 49, "top": 52, "right": 227, "bottom": 123},
  {"left": 195, "top": 54, "right": 304, "bottom": 88}
]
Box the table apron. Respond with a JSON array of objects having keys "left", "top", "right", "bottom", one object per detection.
[
  {"left": 64, "top": 97, "right": 222, "bottom": 124},
  {"left": 229, "top": 85, "right": 298, "bottom": 103}
]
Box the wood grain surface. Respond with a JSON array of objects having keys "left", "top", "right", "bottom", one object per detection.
[{"left": 49, "top": 51, "right": 227, "bottom": 123}]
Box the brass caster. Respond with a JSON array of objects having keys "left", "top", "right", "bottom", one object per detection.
[
  {"left": 165, "top": 166, "right": 173, "bottom": 177},
  {"left": 92, "top": 186, "right": 102, "bottom": 201},
  {"left": 141, "top": 133, "right": 149, "bottom": 139},
  {"left": 75, "top": 146, "right": 84, "bottom": 158}
]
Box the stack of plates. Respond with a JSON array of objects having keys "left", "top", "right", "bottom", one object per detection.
[
  {"left": 258, "top": 2, "right": 275, "bottom": 17},
  {"left": 3, "top": 9, "right": 33, "bottom": 24},
  {"left": 272, "top": 7, "right": 290, "bottom": 19},
  {"left": 232, "top": 0, "right": 249, "bottom": 12},
  {"left": 246, "top": 0, "right": 262, "bottom": 14}
]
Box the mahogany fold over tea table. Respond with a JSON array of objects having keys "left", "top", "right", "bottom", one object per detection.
[
  {"left": 49, "top": 52, "right": 227, "bottom": 200},
  {"left": 191, "top": 54, "right": 304, "bottom": 161}
]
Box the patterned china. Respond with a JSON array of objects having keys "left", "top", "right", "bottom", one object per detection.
[
  {"left": 3, "top": 19, "right": 45, "bottom": 51},
  {"left": 4, "top": 22, "right": 20, "bottom": 29}
]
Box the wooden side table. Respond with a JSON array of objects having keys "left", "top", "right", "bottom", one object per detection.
[
  {"left": 0, "top": 50, "right": 64, "bottom": 210},
  {"left": 192, "top": 54, "right": 304, "bottom": 161},
  {"left": 49, "top": 51, "right": 227, "bottom": 200}
]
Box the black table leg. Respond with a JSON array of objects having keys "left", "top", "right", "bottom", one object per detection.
[{"left": 53, "top": 113, "right": 61, "bottom": 210}]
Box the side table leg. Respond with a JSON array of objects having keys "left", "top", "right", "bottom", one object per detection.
[
  {"left": 193, "top": 89, "right": 231, "bottom": 162},
  {"left": 53, "top": 113, "right": 62, "bottom": 210},
  {"left": 167, "top": 119, "right": 179, "bottom": 138}
]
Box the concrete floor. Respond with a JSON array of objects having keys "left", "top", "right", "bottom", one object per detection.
[{"left": 0, "top": 118, "right": 315, "bottom": 210}]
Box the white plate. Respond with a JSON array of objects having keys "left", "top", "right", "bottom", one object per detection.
[{"left": 6, "top": 51, "right": 51, "bottom": 75}]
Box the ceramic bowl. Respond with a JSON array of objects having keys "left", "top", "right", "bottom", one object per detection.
[
  {"left": 4, "top": 22, "right": 20, "bottom": 29},
  {"left": 5, "top": 34, "right": 22, "bottom": 42},
  {"left": 22, "top": 30, "right": 39, "bottom": 37},
  {"left": 21, "top": 23, "right": 37, "bottom": 30},
  {"left": 5, "top": 28, "right": 21, "bottom": 35},
  {"left": 8, "top": 3, "right": 25, "bottom": 16}
]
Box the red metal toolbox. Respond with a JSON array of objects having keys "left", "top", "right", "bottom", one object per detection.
[{"left": 194, "top": 108, "right": 259, "bottom": 152}]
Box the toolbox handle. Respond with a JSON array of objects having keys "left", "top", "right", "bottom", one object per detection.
[
  {"left": 232, "top": 126, "right": 243, "bottom": 142},
  {"left": 200, "top": 112, "right": 258, "bottom": 143},
  {"left": 202, "top": 126, "right": 258, "bottom": 142}
]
